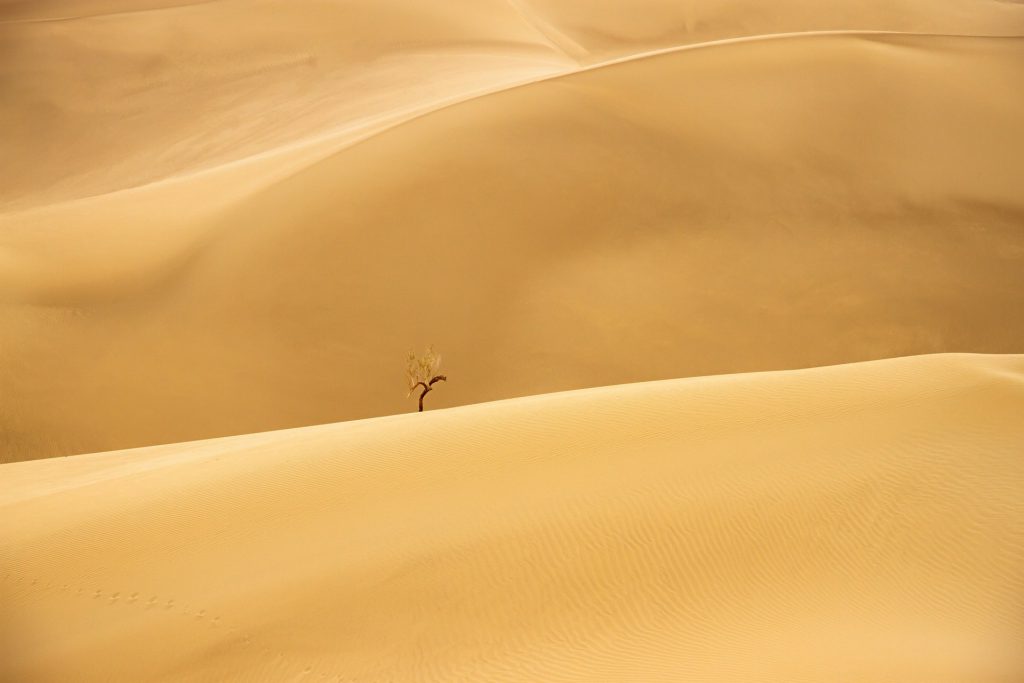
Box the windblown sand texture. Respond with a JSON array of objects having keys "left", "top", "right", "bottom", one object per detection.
[
  {"left": 3, "top": 0, "right": 1024, "bottom": 460},
  {"left": 2, "top": 1, "right": 1024, "bottom": 681},
  {"left": 3, "top": 354, "right": 1024, "bottom": 681}
]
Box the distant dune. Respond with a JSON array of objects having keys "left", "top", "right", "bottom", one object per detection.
[
  {"left": 3, "top": 354, "right": 1023, "bottom": 681},
  {"left": 4, "top": 2, "right": 1023, "bottom": 680},
  {"left": 4, "top": 24, "right": 1024, "bottom": 460}
]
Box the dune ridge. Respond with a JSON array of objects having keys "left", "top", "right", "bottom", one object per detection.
[
  {"left": 2, "top": 353, "right": 1023, "bottom": 681},
  {"left": 3, "top": 29, "right": 1024, "bottom": 461},
  {"left": 4, "top": 2, "right": 1023, "bottom": 680}
]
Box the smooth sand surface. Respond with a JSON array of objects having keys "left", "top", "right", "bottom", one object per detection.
[
  {"left": 2, "top": 353, "right": 1023, "bottom": 681},
  {"left": 4, "top": 23, "right": 1024, "bottom": 460},
  {"left": 4, "top": 2, "right": 1024, "bottom": 680},
  {"left": 0, "top": 0, "right": 577, "bottom": 209}
]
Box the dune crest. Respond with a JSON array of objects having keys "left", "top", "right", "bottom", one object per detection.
[
  {"left": 3, "top": 353, "right": 1023, "bottom": 681},
  {"left": 3, "top": 1, "right": 1023, "bottom": 679},
  {"left": 3, "top": 31, "right": 1024, "bottom": 461}
]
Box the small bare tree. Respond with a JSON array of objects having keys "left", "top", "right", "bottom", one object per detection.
[{"left": 406, "top": 346, "right": 447, "bottom": 412}]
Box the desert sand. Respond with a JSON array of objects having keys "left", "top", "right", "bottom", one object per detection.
[
  {"left": 3, "top": 1, "right": 1024, "bottom": 461},
  {"left": 2, "top": 0, "right": 1024, "bottom": 680},
  {"left": 3, "top": 354, "right": 1024, "bottom": 681}
]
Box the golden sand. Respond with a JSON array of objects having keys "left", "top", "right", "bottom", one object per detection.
[
  {"left": 3, "top": 354, "right": 1023, "bottom": 681},
  {"left": 2, "top": 2, "right": 1023, "bottom": 680}
]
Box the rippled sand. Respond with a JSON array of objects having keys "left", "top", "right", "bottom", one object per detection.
[{"left": 2, "top": 2, "right": 1023, "bottom": 680}]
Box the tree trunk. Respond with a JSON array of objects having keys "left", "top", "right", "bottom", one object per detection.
[{"left": 415, "top": 375, "right": 445, "bottom": 412}]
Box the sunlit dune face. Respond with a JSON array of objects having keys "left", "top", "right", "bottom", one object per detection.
[
  {"left": 3, "top": 354, "right": 1024, "bottom": 681},
  {"left": 2, "top": 25, "right": 1023, "bottom": 462},
  {"left": 1, "top": 3, "right": 1023, "bottom": 680}
]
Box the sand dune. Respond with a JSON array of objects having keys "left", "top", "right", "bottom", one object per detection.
[
  {"left": 4, "top": 1, "right": 1022, "bottom": 679},
  {"left": 5, "top": 0, "right": 1021, "bottom": 209},
  {"left": 4, "top": 29, "right": 1024, "bottom": 461},
  {"left": 2, "top": 353, "right": 1023, "bottom": 681},
  {"left": 523, "top": 0, "right": 1024, "bottom": 59},
  {"left": 0, "top": 0, "right": 578, "bottom": 209}
]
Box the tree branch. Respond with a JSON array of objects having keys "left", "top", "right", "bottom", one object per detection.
[{"left": 428, "top": 375, "right": 447, "bottom": 387}]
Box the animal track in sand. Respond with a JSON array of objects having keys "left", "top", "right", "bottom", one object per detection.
[{"left": 10, "top": 573, "right": 345, "bottom": 680}]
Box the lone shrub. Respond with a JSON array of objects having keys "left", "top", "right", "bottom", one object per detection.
[{"left": 406, "top": 346, "right": 447, "bottom": 412}]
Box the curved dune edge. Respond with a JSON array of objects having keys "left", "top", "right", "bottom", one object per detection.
[
  {"left": 163, "top": 29, "right": 1024, "bottom": 203},
  {"left": 5, "top": 0, "right": 1024, "bottom": 208},
  {"left": 2, "top": 353, "right": 1023, "bottom": 682},
  {"left": 4, "top": 28, "right": 1020, "bottom": 210},
  {"left": 0, "top": 0, "right": 579, "bottom": 209},
  {"left": 3, "top": 30, "right": 1023, "bottom": 462}
]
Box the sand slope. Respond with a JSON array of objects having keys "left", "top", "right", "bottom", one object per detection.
[
  {"left": 6, "top": 0, "right": 1022, "bottom": 209},
  {"left": 0, "top": 0, "right": 578, "bottom": 210},
  {"left": 2, "top": 353, "right": 1023, "bottom": 681},
  {"left": 523, "top": 0, "right": 1024, "bottom": 59},
  {"left": 4, "top": 31, "right": 1024, "bottom": 461}
]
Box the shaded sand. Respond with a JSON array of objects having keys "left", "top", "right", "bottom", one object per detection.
[
  {"left": 0, "top": 0, "right": 577, "bottom": 209},
  {"left": 4, "top": 31, "right": 1024, "bottom": 461},
  {"left": 520, "top": 0, "right": 1024, "bottom": 59},
  {"left": 2, "top": 353, "right": 1023, "bottom": 681},
  {"left": 6, "top": 0, "right": 1022, "bottom": 209}
]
